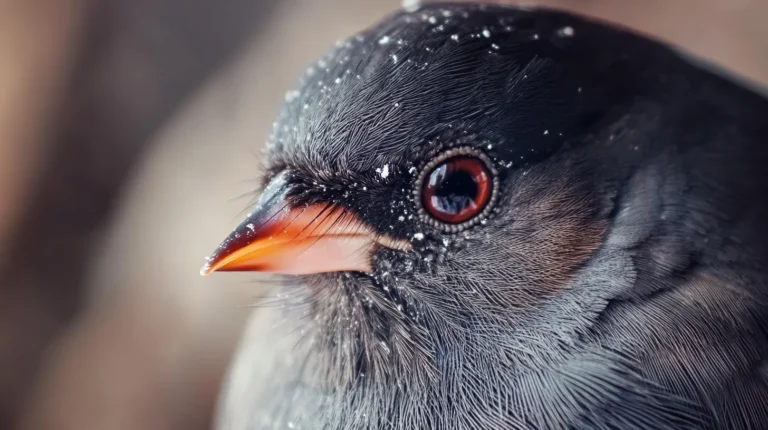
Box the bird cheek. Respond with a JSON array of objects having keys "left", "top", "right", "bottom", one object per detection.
[{"left": 481, "top": 189, "right": 611, "bottom": 303}]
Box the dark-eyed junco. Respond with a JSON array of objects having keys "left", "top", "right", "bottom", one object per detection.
[{"left": 203, "top": 3, "right": 768, "bottom": 429}]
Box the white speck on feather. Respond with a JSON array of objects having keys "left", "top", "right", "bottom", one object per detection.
[
  {"left": 491, "top": 43, "right": 500, "bottom": 50},
  {"left": 482, "top": 29, "right": 491, "bottom": 38},
  {"left": 413, "top": 233, "right": 425, "bottom": 240},
  {"left": 380, "top": 341, "right": 391, "bottom": 354},
  {"left": 428, "top": 16, "right": 437, "bottom": 24},
  {"left": 246, "top": 223, "right": 255, "bottom": 232},
  {"left": 543, "top": 130, "right": 549, "bottom": 135},
  {"left": 451, "top": 34, "right": 459, "bottom": 42},
  {"left": 392, "top": 54, "right": 398, "bottom": 64},
  {"left": 375, "top": 165, "right": 390, "bottom": 179},
  {"left": 559, "top": 26, "right": 575, "bottom": 37},
  {"left": 379, "top": 36, "right": 391, "bottom": 45}
]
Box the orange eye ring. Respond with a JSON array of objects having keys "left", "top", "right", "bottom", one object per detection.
[{"left": 414, "top": 147, "right": 499, "bottom": 233}]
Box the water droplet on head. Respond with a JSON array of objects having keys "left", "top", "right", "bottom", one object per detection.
[{"left": 402, "top": 0, "right": 421, "bottom": 12}]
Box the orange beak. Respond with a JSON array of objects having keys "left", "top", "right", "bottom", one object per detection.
[{"left": 201, "top": 173, "right": 409, "bottom": 276}]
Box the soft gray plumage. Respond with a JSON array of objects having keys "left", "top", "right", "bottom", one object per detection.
[{"left": 215, "top": 4, "right": 768, "bottom": 429}]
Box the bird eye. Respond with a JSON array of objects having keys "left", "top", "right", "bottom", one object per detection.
[{"left": 415, "top": 148, "right": 498, "bottom": 232}]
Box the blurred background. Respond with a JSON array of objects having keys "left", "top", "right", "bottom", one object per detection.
[{"left": 1, "top": 0, "right": 767, "bottom": 429}]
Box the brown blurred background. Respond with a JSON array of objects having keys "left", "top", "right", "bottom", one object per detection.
[{"left": 1, "top": 0, "right": 767, "bottom": 429}]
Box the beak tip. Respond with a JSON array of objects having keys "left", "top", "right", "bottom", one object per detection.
[{"left": 200, "top": 260, "right": 216, "bottom": 276}]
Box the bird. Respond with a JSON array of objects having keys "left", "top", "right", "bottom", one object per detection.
[{"left": 201, "top": 3, "right": 768, "bottom": 429}]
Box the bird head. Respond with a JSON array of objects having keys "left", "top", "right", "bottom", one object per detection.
[{"left": 202, "top": 3, "right": 710, "bottom": 425}]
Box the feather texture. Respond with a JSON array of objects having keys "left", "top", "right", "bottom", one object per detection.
[{"left": 218, "top": 4, "right": 768, "bottom": 429}]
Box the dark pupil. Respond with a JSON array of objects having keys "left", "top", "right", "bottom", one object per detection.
[{"left": 430, "top": 165, "right": 478, "bottom": 215}]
